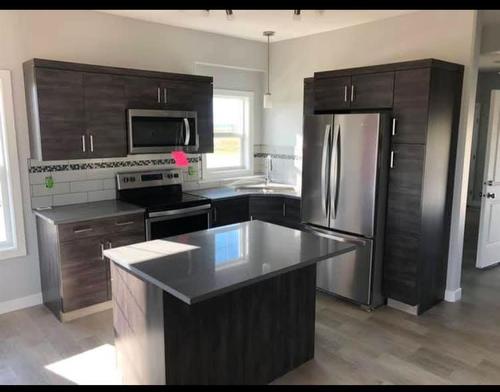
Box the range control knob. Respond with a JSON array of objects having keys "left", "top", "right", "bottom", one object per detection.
[
  {"left": 123, "top": 177, "right": 129, "bottom": 183},
  {"left": 174, "top": 173, "right": 179, "bottom": 178},
  {"left": 167, "top": 174, "right": 173, "bottom": 179}
]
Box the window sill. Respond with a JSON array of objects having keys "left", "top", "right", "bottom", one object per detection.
[{"left": 0, "top": 245, "right": 27, "bottom": 261}]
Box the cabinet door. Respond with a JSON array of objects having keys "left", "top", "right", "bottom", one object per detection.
[
  {"left": 212, "top": 197, "right": 250, "bottom": 227},
  {"left": 105, "top": 231, "right": 145, "bottom": 299},
  {"left": 383, "top": 144, "right": 425, "bottom": 305},
  {"left": 35, "top": 68, "right": 87, "bottom": 160},
  {"left": 249, "top": 196, "right": 285, "bottom": 222},
  {"left": 350, "top": 72, "right": 394, "bottom": 109},
  {"left": 284, "top": 197, "right": 301, "bottom": 223},
  {"left": 314, "top": 76, "right": 351, "bottom": 112},
  {"left": 84, "top": 73, "right": 127, "bottom": 158},
  {"left": 392, "top": 68, "right": 431, "bottom": 144},
  {"left": 161, "top": 79, "right": 214, "bottom": 153},
  {"left": 60, "top": 237, "right": 108, "bottom": 312},
  {"left": 124, "top": 75, "right": 162, "bottom": 109}
]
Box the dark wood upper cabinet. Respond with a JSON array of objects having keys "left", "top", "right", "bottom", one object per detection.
[
  {"left": 84, "top": 73, "right": 128, "bottom": 158},
  {"left": 392, "top": 68, "right": 432, "bottom": 144},
  {"left": 124, "top": 75, "right": 164, "bottom": 109},
  {"left": 350, "top": 72, "right": 394, "bottom": 109},
  {"left": 23, "top": 58, "right": 214, "bottom": 160},
  {"left": 27, "top": 67, "right": 87, "bottom": 160},
  {"left": 314, "top": 76, "right": 351, "bottom": 112}
]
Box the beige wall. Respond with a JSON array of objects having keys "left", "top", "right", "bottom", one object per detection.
[
  {"left": 0, "top": 10, "right": 266, "bottom": 307},
  {"left": 263, "top": 10, "right": 480, "bottom": 299}
]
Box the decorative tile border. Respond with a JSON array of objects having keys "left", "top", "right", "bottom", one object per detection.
[
  {"left": 254, "top": 152, "right": 300, "bottom": 160},
  {"left": 29, "top": 156, "right": 201, "bottom": 173}
]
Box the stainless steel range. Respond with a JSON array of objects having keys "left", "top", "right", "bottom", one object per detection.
[{"left": 116, "top": 169, "right": 211, "bottom": 240}]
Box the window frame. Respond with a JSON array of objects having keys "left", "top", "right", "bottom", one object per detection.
[
  {"left": 202, "top": 89, "right": 254, "bottom": 180},
  {"left": 0, "top": 70, "right": 26, "bottom": 260}
]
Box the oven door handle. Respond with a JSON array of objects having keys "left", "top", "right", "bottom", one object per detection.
[{"left": 148, "top": 203, "right": 212, "bottom": 218}]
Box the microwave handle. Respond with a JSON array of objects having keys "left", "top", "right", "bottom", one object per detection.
[{"left": 184, "top": 118, "right": 190, "bottom": 146}]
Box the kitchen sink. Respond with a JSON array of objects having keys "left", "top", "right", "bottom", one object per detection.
[{"left": 228, "top": 177, "right": 296, "bottom": 193}]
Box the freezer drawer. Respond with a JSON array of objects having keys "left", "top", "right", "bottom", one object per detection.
[{"left": 309, "top": 227, "right": 373, "bottom": 306}]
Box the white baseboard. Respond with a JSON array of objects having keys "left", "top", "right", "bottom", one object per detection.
[
  {"left": 444, "top": 288, "right": 462, "bottom": 302},
  {"left": 0, "top": 292, "right": 42, "bottom": 315}
]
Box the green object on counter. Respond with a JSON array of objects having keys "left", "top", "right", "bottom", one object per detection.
[
  {"left": 188, "top": 166, "right": 195, "bottom": 176},
  {"left": 45, "top": 175, "right": 54, "bottom": 189}
]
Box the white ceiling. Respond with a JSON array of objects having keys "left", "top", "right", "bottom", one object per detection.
[{"left": 99, "top": 10, "right": 416, "bottom": 42}]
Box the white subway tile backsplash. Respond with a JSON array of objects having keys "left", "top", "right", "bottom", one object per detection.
[
  {"left": 31, "top": 182, "right": 70, "bottom": 197},
  {"left": 31, "top": 196, "right": 53, "bottom": 209},
  {"left": 53, "top": 170, "right": 88, "bottom": 183},
  {"left": 88, "top": 189, "right": 116, "bottom": 202},
  {"left": 70, "top": 179, "right": 103, "bottom": 193},
  {"left": 53, "top": 192, "right": 88, "bottom": 206},
  {"left": 87, "top": 168, "right": 117, "bottom": 180},
  {"left": 29, "top": 172, "right": 49, "bottom": 185},
  {"left": 102, "top": 179, "right": 116, "bottom": 190}
]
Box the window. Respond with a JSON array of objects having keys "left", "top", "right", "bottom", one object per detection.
[
  {"left": 203, "top": 89, "right": 253, "bottom": 179},
  {"left": 0, "top": 70, "right": 26, "bottom": 260}
]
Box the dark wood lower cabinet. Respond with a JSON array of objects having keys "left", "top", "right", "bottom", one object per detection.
[
  {"left": 36, "top": 214, "right": 145, "bottom": 321},
  {"left": 212, "top": 197, "right": 250, "bottom": 227},
  {"left": 111, "top": 261, "right": 316, "bottom": 385}
]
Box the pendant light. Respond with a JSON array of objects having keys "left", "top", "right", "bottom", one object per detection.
[{"left": 263, "top": 31, "right": 275, "bottom": 109}]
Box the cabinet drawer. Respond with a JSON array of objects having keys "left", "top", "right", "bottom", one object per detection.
[
  {"left": 58, "top": 213, "right": 144, "bottom": 242},
  {"left": 212, "top": 197, "right": 249, "bottom": 227},
  {"left": 383, "top": 144, "right": 424, "bottom": 304}
]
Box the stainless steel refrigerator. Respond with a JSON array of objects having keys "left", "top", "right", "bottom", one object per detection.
[{"left": 301, "top": 113, "right": 391, "bottom": 309}]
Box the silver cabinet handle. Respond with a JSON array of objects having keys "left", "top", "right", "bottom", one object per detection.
[
  {"left": 183, "top": 118, "right": 191, "bottom": 146},
  {"left": 100, "top": 242, "right": 106, "bottom": 261},
  {"left": 74, "top": 227, "right": 93, "bottom": 234},
  {"left": 390, "top": 151, "right": 395, "bottom": 169},
  {"left": 351, "top": 85, "right": 355, "bottom": 102},
  {"left": 107, "top": 241, "right": 113, "bottom": 248},
  {"left": 392, "top": 118, "right": 397, "bottom": 136},
  {"left": 89, "top": 133, "right": 94, "bottom": 152},
  {"left": 163, "top": 88, "right": 167, "bottom": 104},
  {"left": 213, "top": 207, "right": 217, "bottom": 222},
  {"left": 344, "top": 85, "right": 348, "bottom": 102},
  {"left": 282, "top": 201, "right": 286, "bottom": 217},
  {"left": 81, "top": 134, "right": 86, "bottom": 152},
  {"left": 157, "top": 87, "right": 161, "bottom": 103},
  {"left": 115, "top": 221, "right": 134, "bottom": 226}
]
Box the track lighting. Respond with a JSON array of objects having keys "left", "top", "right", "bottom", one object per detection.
[
  {"left": 293, "top": 10, "right": 301, "bottom": 20},
  {"left": 226, "top": 10, "right": 234, "bottom": 20}
]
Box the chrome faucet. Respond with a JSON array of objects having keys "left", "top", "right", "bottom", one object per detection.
[{"left": 265, "top": 155, "right": 273, "bottom": 185}]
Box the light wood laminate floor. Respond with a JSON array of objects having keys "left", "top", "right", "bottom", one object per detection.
[{"left": 1, "top": 208, "right": 499, "bottom": 385}]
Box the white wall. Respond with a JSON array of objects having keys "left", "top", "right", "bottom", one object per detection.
[
  {"left": 0, "top": 10, "right": 266, "bottom": 307},
  {"left": 263, "top": 10, "right": 480, "bottom": 300}
]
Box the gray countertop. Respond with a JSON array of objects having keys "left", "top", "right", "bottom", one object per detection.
[
  {"left": 33, "top": 200, "right": 145, "bottom": 225},
  {"left": 186, "top": 186, "right": 301, "bottom": 201},
  {"left": 104, "top": 220, "right": 355, "bottom": 305}
]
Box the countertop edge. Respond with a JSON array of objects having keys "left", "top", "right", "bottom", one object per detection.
[
  {"left": 33, "top": 204, "right": 145, "bottom": 225},
  {"left": 106, "top": 242, "right": 356, "bottom": 305}
]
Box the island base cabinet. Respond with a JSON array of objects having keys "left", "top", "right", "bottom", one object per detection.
[{"left": 111, "top": 262, "right": 317, "bottom": 385}]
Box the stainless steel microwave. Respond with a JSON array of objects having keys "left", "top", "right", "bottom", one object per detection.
[{"left": 127, "top": 109, "right": 198, "bottom": 154}]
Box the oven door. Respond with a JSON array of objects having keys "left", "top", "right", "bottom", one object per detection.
[
  {"left": 145, "top": 204, "right": 211, "bottom": 241},
  {"left": 128, "top": 109, "right": 198, "bottom": 154}
]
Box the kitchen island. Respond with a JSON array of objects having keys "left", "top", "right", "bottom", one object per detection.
[{"left": 104, "top": 220, "right": 356, "bottom": 385}]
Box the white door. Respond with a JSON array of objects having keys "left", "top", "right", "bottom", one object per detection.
[{"left": 476, "top": 90, "right": 500, "bottom": 268}]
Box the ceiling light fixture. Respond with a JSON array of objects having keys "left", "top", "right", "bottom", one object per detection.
[
  {"left": 226, "top": 10, "right": 234, "bottom": 20},
  {"left": 293, "top": 10, "right": 301, "bottom": 20},
  {"left": 263, "top": 31, "right": 275, "bottom": 109}
]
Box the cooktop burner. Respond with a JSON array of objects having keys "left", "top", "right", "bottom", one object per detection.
[{"left": 116, "top": 169, "right": 210, "bottom": 213}]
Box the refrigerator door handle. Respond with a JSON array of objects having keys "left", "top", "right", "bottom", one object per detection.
[
  {"left": 321, "top": 124, "right": 332, "bottom": 220},
  {"left": 330, "top": 124, "right": 341, "bottom": 219}
]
